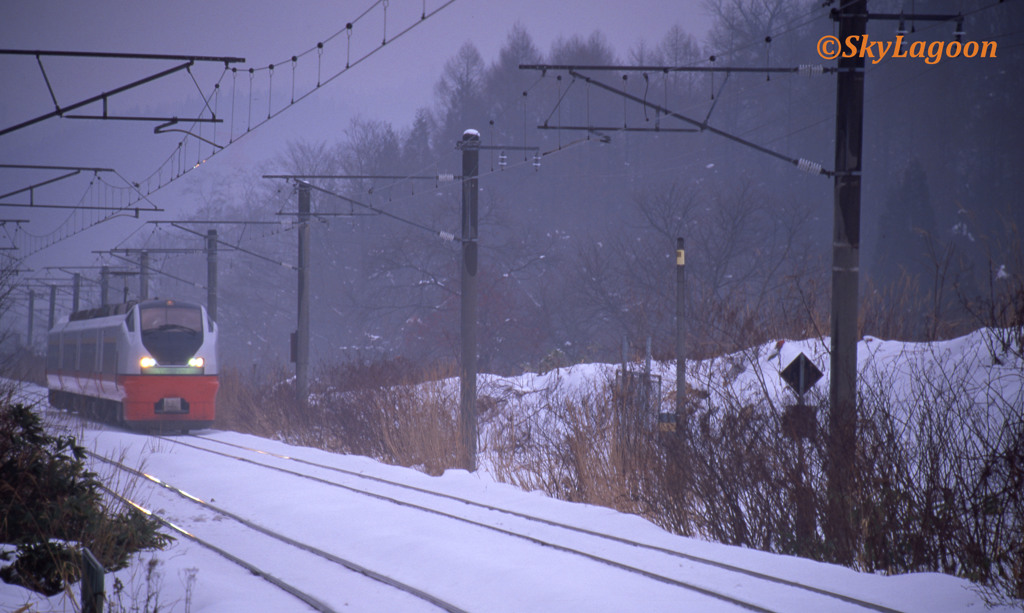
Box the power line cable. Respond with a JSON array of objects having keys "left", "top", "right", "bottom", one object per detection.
[
  {"left": 164, "top": 222, "right": 297, "bottom": 270},
  {"left": 105, "top": 252, "right": 205, "bottom": 290},
  {"left": 3, "top": 0, "right": 460, "bottom": 261},
  {"left": 283, "top": 179, "right": 460, "bottom": 242},
  {"left": 131, "top": 0, "right": 459, "bottom": 202}
]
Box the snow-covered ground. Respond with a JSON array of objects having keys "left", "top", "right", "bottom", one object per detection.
[{"left": 2, "top": 329, "right": 1021, "bottom": 612}]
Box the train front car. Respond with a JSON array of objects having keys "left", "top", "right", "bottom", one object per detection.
[
  {"left": 122, "top": 299, "right": 218, "bottom": 431},
  {"left": 47, "top": 299, "right": 219, "bottom": 432}
]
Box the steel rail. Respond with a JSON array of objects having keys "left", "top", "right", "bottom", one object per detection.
[
  {"left": 192, "top": 434, "right": 905, "bottom": 613},
  {"left": 88, "top": 449, "right": 467, "bottom": 613},
  {"left": 166, "top": 435, "right": 857, "bottom": 613},
  {"left": 90, "top": 479, "right": 336, "bottom": 613}
]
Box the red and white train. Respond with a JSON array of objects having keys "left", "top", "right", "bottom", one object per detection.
[{"left": 46, "top": 299, "right": 219, "bottom": 432}]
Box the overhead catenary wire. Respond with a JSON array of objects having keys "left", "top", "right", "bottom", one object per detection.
[
  {"left": 284, "top": 179, "right": 459, "bottom": 243},
  {"left": 260, "top": 132, "right": 579, "bottom": 229},
  {"left": 14, "top": 0, "right": 1011, "bottom": 267},
  {"left": 1, "top": 0, "right": 461, "bottom": 262},
  {"left": 165, "top": 222, "right": 297, "bottom": 270},
  {"left": 743, "top": 1, "right": 1017, "bottom": 152},
  {"left": 503, "top": 1, "right": 1022, "bottom": 239},
  {"left": 19, "top": 0, "right": 821, "bottom": 263},
  {"left": 520, "top": 58, "right": 837, "bottom": 177},
  {"left": 105, "top": 252, "right": 205, "bottom": 291},
  {"left": 622, "top": 1, "right": 1013, "bottom": 178},
  {"left": 564, "top": 69, "right": 831, "bottom": 176},
  {"left": 131, "top": 0, "right": 459, "bottom": 203},
  {"left": 549, "top": 3, "right": 833, "bottom": 161},
  {"left": 1, "top": 163, "right": 162, "bottom": 258}
]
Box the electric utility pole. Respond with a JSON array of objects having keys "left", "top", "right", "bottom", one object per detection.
[
  {"left": 207, "top": 230, "right": 218, "bottom": 321},
  {"left": 459, "top": 129, "right": 480, "bottom": 471},
  {"left": 48, "top": 285, "right": 56, "bottom": 330},
  {"left": 139, "top": 251, "right": 149, "bottom": 300},
  {"left": 676, "top": 237, "right": 686, "bottom": 420},
  {"left": 27, "top": 289, "right": 35, "bottom": 346},
  {"left": 296, "top": 182, "right": 311, "bottom": 409},
  {"left": 265, "top": 143, "right": 536, "bottom": 473},
  {"left": 100, "top": 266, "right": 109, "bottom": 306},
  {"left": 828, "top": 0, "right": 866, "bottom": 564}
]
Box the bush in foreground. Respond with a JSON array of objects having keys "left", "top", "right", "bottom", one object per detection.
[{"left": 0, "top": 402, "right": 172, "bottom": 596}]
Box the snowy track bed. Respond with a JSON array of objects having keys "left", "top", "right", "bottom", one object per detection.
[
  {"left": 87, "top": 448, "right": 461, "bottom": 613},
  {"left": 6, "top": 379, "right": 1014, "bottom": 612},
  {"left": 172, "top": 433, "right": 902, "bottom": 613},
  {"left": 83, "top": 429, "right": 745, "bottom": 612}
]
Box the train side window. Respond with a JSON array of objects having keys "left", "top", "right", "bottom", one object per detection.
[
  {"left": 102, "top": 334, "right": 117, "bottom": 375},
  {"left": 125, "top": 309, "right": 135, "bottom": 332},
  {"left": 80, "top": 333, "right": 96, "bottom": 373},
  {"left": 46, "top": 337, "right": 60, "bottom": 371},
  {"left": 62, "top": 333, "right": 77, "bottom": 371},
  {"left": 208, "top": 314, "right": 214, "bottom": 333}
]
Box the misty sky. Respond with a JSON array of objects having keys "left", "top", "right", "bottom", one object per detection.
[{"left": 0, "top": 0, "right": 713, "bottom": 283}]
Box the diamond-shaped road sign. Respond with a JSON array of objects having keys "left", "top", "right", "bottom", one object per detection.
[{"left": 781, "top": 352, "right": 823, "bottom": 396}]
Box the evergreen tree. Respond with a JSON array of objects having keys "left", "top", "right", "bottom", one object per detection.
[
  {"left": 0, "top": 403, "right": 171, "bottom": 595},
  {"left": 434, "top": 42, "right": 488, "bottom": 148},
  {"left": 401, "top": 108, "right": 435, "bottom": 173}
]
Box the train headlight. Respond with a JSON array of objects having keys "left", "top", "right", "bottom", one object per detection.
[
  {"left": 140, "top": 356, "right": 157, "bottom": 369},
  {"left": 188, "top": 357, "right": 205, "bottom": 368}
]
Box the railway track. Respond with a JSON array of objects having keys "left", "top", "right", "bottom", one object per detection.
[
  {"left": 87, "top": 450, "right": 468, "bottom": 613},
  {"left": 146, "top": 433, "right": 905, "bottom": 613}
]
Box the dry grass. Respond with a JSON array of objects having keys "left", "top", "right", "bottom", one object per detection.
[
  {"left": 372, "top": 376, "right": 459, "bottom": 475},
  {"left": 215, "top": 327, "right": 1022, "bottom": 605},
  {"left": 479, "top": 340, "right": 1022, "bottom": 606},
  {"left": 216, "top": 360, "right": 461, "bottom": 474}
]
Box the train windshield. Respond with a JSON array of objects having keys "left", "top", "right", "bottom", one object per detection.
[
  {"left": 139, "top": 301, "right": 204, "bottom": 365},
  {"left": 140, "top": 303, "right": 203, "bottom": 333}
]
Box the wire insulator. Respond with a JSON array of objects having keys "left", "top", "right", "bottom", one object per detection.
[
  {"left": 797, "top": 158, "right": 823, "bottom": 175},
  {"left": 317, "top": 43, "right": 323, "bottom": 87},
  {"left": 438, "top": 231, "right": 456, "bottom": 242},
  {"left": 798, "top": 64, "right": 825, "bottom": 77},
  {"left": 437, "top": 173, "right": 455, "bottom": 182},
  {"left": 267, "top": 64, "right": 274, "bottom": 119},
  {"left": 346, "top": 24, "right": 353, "bottom": 68}
]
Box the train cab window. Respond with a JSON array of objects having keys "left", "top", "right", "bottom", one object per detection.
[
  {"left": 139, "top": 302, "right": 204, "bottom": 365},
  {"left": 140, "top": 303, "right": 203, "bottom": 333}
]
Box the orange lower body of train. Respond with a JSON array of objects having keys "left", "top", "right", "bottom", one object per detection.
[
  {"left": 120, "top": 374, "right": 218, "bottom": 430},
  {"left": 49, "top": 371, "right": 218, "bottom": 432}
]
